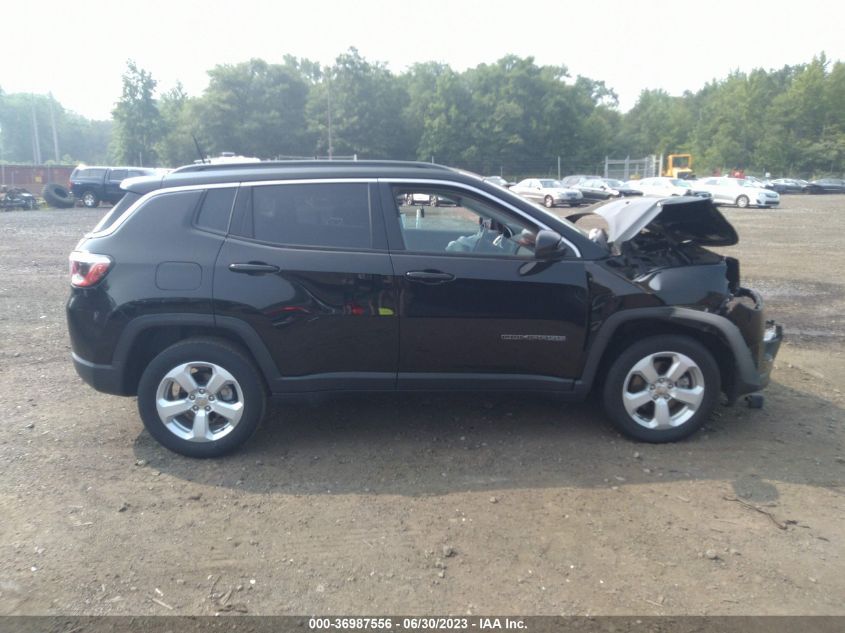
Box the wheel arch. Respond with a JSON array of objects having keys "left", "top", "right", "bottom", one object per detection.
[
  {"left": 575, "top": 307, "right": 758, "bottom": 401},
  {"left": 114, "top": 314, "right": 280, "bottom": 396}
]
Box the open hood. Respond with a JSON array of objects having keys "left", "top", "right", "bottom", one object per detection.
[{"left": 594, "top": 196, "right": 738, "bottom": 246}]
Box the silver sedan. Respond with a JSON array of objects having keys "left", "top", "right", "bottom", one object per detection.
[{"left": 510, "top": 178, "right": 584, "bottom": 208}]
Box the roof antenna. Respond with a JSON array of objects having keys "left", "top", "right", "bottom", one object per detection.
[{"left": 191, "top": 133, "right": 209, "bottom": 164}]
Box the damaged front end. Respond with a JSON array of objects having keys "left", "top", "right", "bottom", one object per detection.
[{"left": 591, "top": 196, "right": 783, "bottom": 399}]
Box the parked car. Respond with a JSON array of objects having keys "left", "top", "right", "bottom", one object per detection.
[
  {"left": 510, "top": 178, "right": 584, "bottom": 207},
  {"left": 69, "top": 165, "right": 161, "bottom": 208},
  {"left": 562, "top": 176, "right": 643, "bottom": 199},
  {"left": 694, "top": 177, "right": 780, "bottom": 208},
  {"left": 67, "top": 160, "right": 781, "bottom": 456},
  {"left": 560, "top": 174, "right": 603, "bottom": 187},
  {"left": 602, "top": 179, "right": 644, "bottom": 197},
  {"left": 573, "top": 178, "right": 619, "bottom": 201},
  {"left": 806, "top": 178, "right": 845, "bottom": 194},
  {"left": 403, "top": 192, "right": 457, "bottom": 206},
  {"left": 768, "top": 178, "right": 807, "bottom": 194},
  {"left": 483, "top": 176, "right": 514, "bottom": 188},
  {"left": 626, "top": 177, "right": 712, "bottom": 199}
]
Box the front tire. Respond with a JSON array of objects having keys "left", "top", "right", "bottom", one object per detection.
[
  {"left": 81, "top": 191, "right": 100, "bottom": 208},
  {"left": 736, "top": 195, "right": 749, "bottom": 208},
  {"left": 544, "top": 195, "right": 554, "bottom": 208},
  {"left": 602, "top": 335, "right": 720, "bottom": 443},
  {"left": 137, "top": 338, "right": 266, "bottom": 457}
]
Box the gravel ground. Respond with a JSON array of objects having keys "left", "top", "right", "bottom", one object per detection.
[{"left": 0, "top": 196, "right": 843, "bottom": 616}]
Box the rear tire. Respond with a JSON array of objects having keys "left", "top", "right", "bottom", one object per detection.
[
  {"left": 602, "top": 335, "right": 720, "bottom": 443},
  {"left": 137, "top": 338, "right": 266, "bottom": 457}
]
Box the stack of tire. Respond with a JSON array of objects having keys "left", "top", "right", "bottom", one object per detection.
[{"left": 42, "top": 183, "right": 75, "bottom": 209}]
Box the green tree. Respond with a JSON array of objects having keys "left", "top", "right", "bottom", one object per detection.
[
  {"left": 306, "top": 48, "right": 411, "bottom": 159},
  {"left": 198, "top": 58, "right": 313, "bottom": 158},
  {"left": 155, "top": 83, "right": 203, "bottom": 167},
  {"left": 0, "top": 91, "right": 111, "bottom": 164},
  {"left": 111, "top": 60, "right": 162, "bottom": 165}
]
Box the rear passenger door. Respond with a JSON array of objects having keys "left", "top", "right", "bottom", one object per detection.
[{"left": 213, "top": 180, "right": 399, "bottom": 393}]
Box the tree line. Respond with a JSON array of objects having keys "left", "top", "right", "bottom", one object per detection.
[{"left": 2, "top": 50, "right": 843, "bottom": 178}]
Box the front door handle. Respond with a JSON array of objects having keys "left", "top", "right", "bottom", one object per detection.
[
  {"left": 228, "top": 262, "right": 280, "bottom": 275},
  {"left": 405, "top": 270, "right": 455, "bottom": 284}
]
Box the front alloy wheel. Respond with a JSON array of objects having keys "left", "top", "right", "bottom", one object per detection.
[
  {"left": 602, "top": 335, "right": 719, "bottom": 442},
  {"left": 736, "top": 195, "right": 749, "bottom": 208},
  {"left": 621, "top": 352, "right": 704, "bottom": 430}
]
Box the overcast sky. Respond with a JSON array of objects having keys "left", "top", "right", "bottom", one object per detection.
[{"left": 3, "top": 0, "right": 843, "bottom": 120}]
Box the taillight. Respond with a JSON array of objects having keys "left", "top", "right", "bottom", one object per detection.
[{"left": 69, "top": 251, "right": 112, "bottom": 288}]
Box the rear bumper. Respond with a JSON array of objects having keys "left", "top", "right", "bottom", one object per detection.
[{"left": 72, "top": 352, "right": 128, "bottom": 396}]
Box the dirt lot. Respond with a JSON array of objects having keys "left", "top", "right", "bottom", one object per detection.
[{"left": 0, "top": 195, "right": 843, "bottom": 616}]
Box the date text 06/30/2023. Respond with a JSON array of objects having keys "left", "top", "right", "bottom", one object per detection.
[{"left": 307, "top": 617, "right": 527, "bottom": 630}]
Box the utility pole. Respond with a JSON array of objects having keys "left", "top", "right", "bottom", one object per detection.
[
  {"left": 0, "top": 124, "right": 5, "bottom": 186},
  {"left": 48, "top": 93, "right": 60, "bottom": 162},
  {"left": 557, "top": 156, "right": 561, "bottom": 180},
  {"left": 31, "top": 99, "right": 42, "bottom": 165},
  {"left": 326, "top": 69, "right": 334, "bottom": 160}
]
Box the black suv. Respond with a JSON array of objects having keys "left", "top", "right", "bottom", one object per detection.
[
  {"left": 69, "top": 165, "right": 160, "bottom": 208},
  {"left": 66, "top": 161, "right": 782, "bottom": 457}
]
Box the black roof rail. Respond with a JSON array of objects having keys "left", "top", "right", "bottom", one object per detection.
[{"left": 171, "top": 159, "right": 455, "bottom": 174}]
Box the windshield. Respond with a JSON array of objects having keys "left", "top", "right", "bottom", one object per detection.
[
  {"left": 539, "top": 179, "right": 560, "bottom": 188},
  {"left": 670, "top": 179, "right": 690, "bottom": 187},
  {"left": 604, "top": 179, "right": 623, "bottom": 187},
  {"left": 738, "top": 179, "right": 761, "bottom": 188}
]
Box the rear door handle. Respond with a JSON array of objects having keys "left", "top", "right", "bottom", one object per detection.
[
  {"left": 405, "top": 270, "right": 455, "bottom": 284},
  {"left": 228, "top": 262, "right": 280, "bottom": 275}
]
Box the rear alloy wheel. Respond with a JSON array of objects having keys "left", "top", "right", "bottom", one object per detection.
[
  {"left": 602, "top": 335, "right": 720, "bottom": 442},
  {"left": 544, "top": 195, "right": 554, "bottom": 208},
  {"left": 137, "top": 338, "right": 266, "bottom": 457},
  {"left": 736, "top": 195, "right": 749, "bottom": 208},
  {"left": 81, "top": 191, "right": 100, "bottom": 208}
]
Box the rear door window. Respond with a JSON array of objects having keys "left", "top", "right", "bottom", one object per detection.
[
  {"left": 108, "top": 169, "right": 128, "bottom": 182},
  {"left": 78, "top": 168, "right": 107, "bottom": 180},
  {"left": 238, "top": 182, "right": 372, "bottom": 250}
]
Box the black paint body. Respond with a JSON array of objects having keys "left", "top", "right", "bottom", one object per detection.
[{"left": 66, "top": 161, "right": 781, "bottom": 401}]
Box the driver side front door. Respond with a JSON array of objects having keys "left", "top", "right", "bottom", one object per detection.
[{"left": 378, "top": 181, "right": 589, "bottom": 390}]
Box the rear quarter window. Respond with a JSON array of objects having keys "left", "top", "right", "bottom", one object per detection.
[
  {"left": 89, "top": 192, "right": 142, "bottom": 233},
  {"left": 195, "top": 188, "right": 236, "bottom": 234}
]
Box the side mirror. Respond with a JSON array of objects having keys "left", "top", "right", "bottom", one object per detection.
[{"left": 534, "top": 229, "right": 568, "bottom": 260}]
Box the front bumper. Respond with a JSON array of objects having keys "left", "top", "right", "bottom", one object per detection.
[
  {"left": 757, "top": 320, "right": 783, "bottom": 388},
  {"left": 724, "top": 288, "right": 783, "bottom": 396}
]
